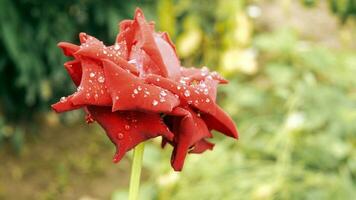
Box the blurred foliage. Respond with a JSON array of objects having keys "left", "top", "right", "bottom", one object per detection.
[
  {"left": 0, "top": 0, "right": 355, "bottom": 199},
  {"left": 301, "top": 0, "right": 356, "bottom": 22},
  {"left": 0, "top": 0, "right": 157, "bottom": 146}
]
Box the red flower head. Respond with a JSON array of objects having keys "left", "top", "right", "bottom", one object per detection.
[{"left": 52, "top": 8, "right": 238, "bottom": 171}]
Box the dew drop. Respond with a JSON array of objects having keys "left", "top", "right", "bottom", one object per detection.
[
  {"left": 184, "top": 90, "right": 191, "bottom": 97},
  {"left": 98, "top": 76, "right": 105, "bottom": 83},
  {"left": 60, "top": 97, "right": 67, "bottom": 102},
  {"left": 152, "top": 100, "right": 158, "bottom": 106},
  {"left": 128, "top": 59, "right": 136, "bottom": 64},
  {"left": 124, "top": 125, "right": 130, "bottom": 130},
  {"left": 114, "top": 43, "right": 120, "bottom": 50},
  {"left": 204, "top": 88, "right": 209, "bottom": 95},
  {"left": 205, "top": 98, "right": 210, "bottom": 103},
  {"left": 89, "top": 72, "right": 95, "bottom": 78},
  {"left": 180, "top": 79, "right": 186, "bottom": 85},
  {"left": 160, "top": 91, "right": 167, "bottom": 97},
  {"left": 133, "top": 89, "right": 138, "bottom": 94},
  {"left": 117, "top": 133, "right": 124, "bottom": 139}
]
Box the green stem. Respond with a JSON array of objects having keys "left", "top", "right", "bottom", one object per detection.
[{"left": 128, "top": 142, "right": 145, "bottom": 200}]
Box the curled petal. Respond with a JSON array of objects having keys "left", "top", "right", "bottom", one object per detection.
[
  {"left": 153, "top": 34, "right": 181, "bottom": 80},
  {"left": 189, "top": 139, "right": 215, "bottom": 154},
  {"left": 74, "top": 36, "right": 138, "bottom": 75},
  {"left": 145, "top": 74, "right": 238, "bottom": 139},
  {"left": 134, "top": 9, "right": 168, "bottom": 77},
  {"left": 102, "top": 59, "right": 180, "bottom": 113},
  {"left": 129, "top": 45, "right": 163, "bottom": 76},
  {"left": 52, "top": 95, "right": 83, "bottom": 113},
  {"left": 160, "top": 32, "right": 177, "bottom": 54},
  {"left": 70, "top": 58, "right": 112, "bottom": 106},
  {"left": 87, "top": 106, "right": 174, "bottom": 163},
  {"left": 169, "top": 107, "right": 212, "bottom": 171},
  {"left": 58, "top": 42, "right": 80, "bottom": 57},
  {"left": 134, "top": 8, "right": 180, "bottom": 79},
  {"left": 64, "top": 60, "right": 82, "bottom": 86}
]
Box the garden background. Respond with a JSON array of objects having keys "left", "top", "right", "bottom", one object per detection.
[{"left": 0, "top": 0, "right": 355, "bottom": 199}]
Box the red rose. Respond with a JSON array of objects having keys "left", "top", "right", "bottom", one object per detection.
[{"left": 52, "top": 8, "right": 238, "bottom": 171}]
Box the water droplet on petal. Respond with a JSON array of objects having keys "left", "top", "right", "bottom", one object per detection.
[
  {"left": 204, "top": 88, "right": 209, "bottom": 95},
  {"left": 133, "top": 89, "right": 138, "bottom": 94},
  {"left": 124, "top": 125, "right": 130, "bottom": 130},
  {"left": 205, "top": 98, "right": 210, "bottom": 103},
  {"left": 152, "top": 100, "right": 158, "bottom": 106},
  {"left": 98, "top": 76, "right": 105, "bottom": 83},
  {"left": 89, "top": 72, "right": 95, "bottom": 78},
  {"left": 128, "top": 59, "right": 136, "bottom": 64},
  {"left": 60, "top": 97, "right": 67, "bottom": 102},
  {"left": 117, "top": 133, "right": 124, "bottom": 139},
  {"left": 160, "top": 91, "right": 167, "bottom": 96},
  {"left": 184, "top": 90, "right": 190, "bottom": 97},
  {"left": 114, "top": 43, "right": 120, "bottom": 50}
]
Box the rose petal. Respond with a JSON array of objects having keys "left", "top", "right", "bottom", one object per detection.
[
  {"left": 102, "top": 59, "right": 179, "bottom": 113},
  {"left": 51, "top": 94, "right": 83, "bottom": 113},
  {"left": 87, "top": 106, "right": 174, "bottom": 163},
  {"left": 153, "top": 33, "right": 181, "bottom": 80},
  {"left": 189, "top": 139, "right": 215, "bottom": 154},
  {"left": 58, "top": 42, "right": 80, "bottom": 57},
  {"left": 74, "top": 35, "right": 138, "bottom": 75},
  {"left": 160, "top": 32, "right": 177, "bottom": 54},
  {"left": 134, "top": 8, "right": 180, "bottom": 79},
  {"left": 145, "top": 74, "right": 238, "bottom": 139},
  {"left": 180, "top": 67, "right": 228, "bottom": 84},
  {"left": 70, "top": 58, "right": 112, "bottom": 106},
  {"left": 64, "top": 60, "right": 82, "bottom": 86},
  {"left": 168, "top": 107, "right": 212, "bottom": 171}
]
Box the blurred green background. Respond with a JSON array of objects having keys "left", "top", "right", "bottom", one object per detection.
[{"left": 0, "top": 0, "right": 355, "bottom": 199}]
